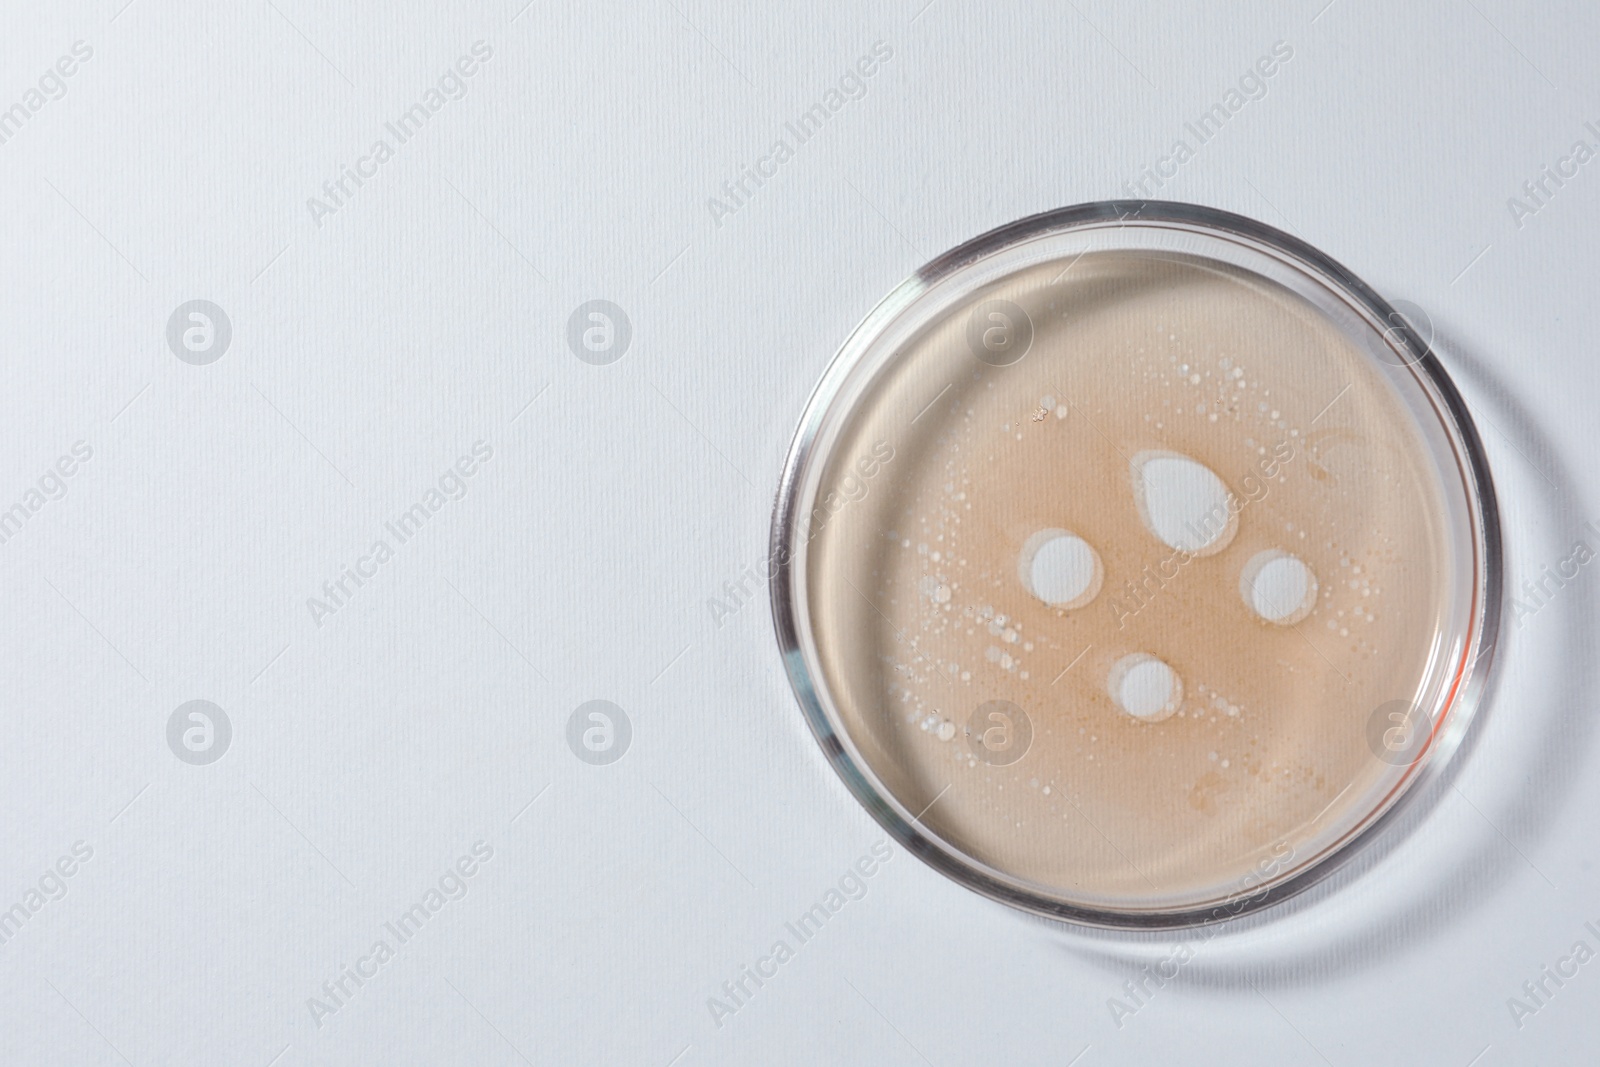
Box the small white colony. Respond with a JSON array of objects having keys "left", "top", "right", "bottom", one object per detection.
[
  {"left": 1239, "top": 549, "right": 1318, "bottom": 625},
  {"left": 1018, "top": 528, "right": 1103, "bottom": 609},
  {"left": 1130, "top": 450, "right": 1236, "bottom": 556},
  {"left": 1107, "top": 653, "right": 1183, "bottom": 722}
]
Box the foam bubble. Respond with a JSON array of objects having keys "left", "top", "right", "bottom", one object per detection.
[
  {"left": 1018, "top": 529, "right": 1103, "bottom": 609},
  {"left": 1240, "top": 550, "right": 1318, "bottom": 625},
  {"left": 1108, "top": 653, "right": 1182, "bottom": 722},
  {"left": 1131, "top": 450, "right": 1236, "bottom": 556}
]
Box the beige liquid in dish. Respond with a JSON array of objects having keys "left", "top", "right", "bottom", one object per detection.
[{"left": 805, "top": 252, "right": 1453, "bottom": 909}]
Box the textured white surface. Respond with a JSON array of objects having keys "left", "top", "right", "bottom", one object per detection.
[{"left": 1, "top": 1, "right": 1598, "bottom": 1064}]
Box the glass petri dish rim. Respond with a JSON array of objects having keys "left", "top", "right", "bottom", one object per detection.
[{"left": 769, "top": 200, "right": 1503, "bottom": 930}]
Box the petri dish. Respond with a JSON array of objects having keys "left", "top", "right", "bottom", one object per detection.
[{"left": 769, "top": 202, "right": 1500, "bottom": 928}]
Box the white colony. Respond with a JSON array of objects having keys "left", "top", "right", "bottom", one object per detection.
[
  {"left": 1108, "top": 653, "right": 1183, "bottom": 722},
  {"left": 1130, "top": 450, "right": 1236, "bottom": 556},
  {"left": 1240, "top": 549, "right": 1318, "bottom": 625},
  {"left": 1018, "top": 529, "right": 1103, "bottom": 609}
]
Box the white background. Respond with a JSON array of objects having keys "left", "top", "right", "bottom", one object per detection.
[{"left": 1, "top": 0, "right": 1598, "bottom": 1064}]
